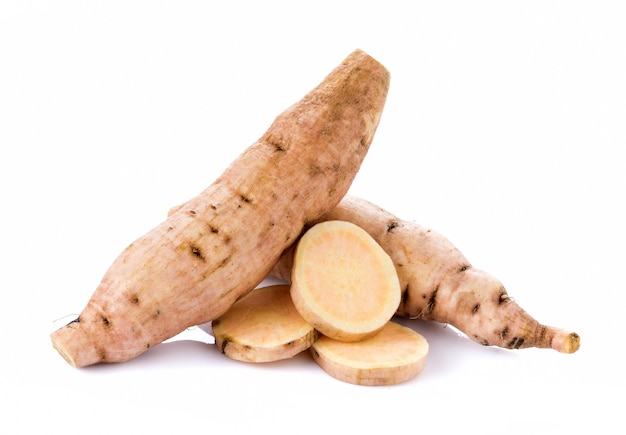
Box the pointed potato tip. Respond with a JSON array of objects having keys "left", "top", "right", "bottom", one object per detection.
[
  {"left": 562, "top": 332, "right": 580, "bottom": 354},
  {"left": 552, "top": 330, "right": 580, "bottom": 354},
  {"left": 51, "top": 333, "right": 78, "bottom": 367}
]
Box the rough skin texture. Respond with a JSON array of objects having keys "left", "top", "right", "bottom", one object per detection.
[
  {"left": 50, "top": 50, "right": 390, "bottom": 367},
  {"left": 272, "top": 195, "right": 580, "bottom": 354}
]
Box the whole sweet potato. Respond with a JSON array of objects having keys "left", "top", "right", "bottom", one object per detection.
[
  {"left": 272, "top": 195, "right": 579, "bottom": 353},
  {"left": 50, "top": 50, "right": 390, "bottom": 367}
]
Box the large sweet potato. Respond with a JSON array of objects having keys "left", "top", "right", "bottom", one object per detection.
[{"left": 50, "top": 50, "right": 390, "bottom": 367}]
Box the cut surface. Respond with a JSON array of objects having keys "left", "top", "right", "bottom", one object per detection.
[
  {"left": 211, "top": 285, "right": 318, "bottom": 363},
  {"left": 311, "top": 321, "right": 429, "bottom": 386},
  {"left": 290, "top": 220, "right": 401, "bottom": 342}
]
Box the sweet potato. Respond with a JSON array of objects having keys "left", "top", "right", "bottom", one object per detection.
[
  {"left": 211, "top": 284, "right": 318, "bottom": 363},
  {"left": 272, "top": 195, "right": 580, "bottom": 354},
  {"left": 290, "top": 220, "right": 401, "bottom": 342},
  {"left": 311, "top": 321, "right": 429, "bottom": 386},
  {"left": 50, "top": 50, "right": 390, "bottom": 367}
]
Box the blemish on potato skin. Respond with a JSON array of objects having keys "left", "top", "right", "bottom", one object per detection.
[
  {"left": 459, "top": 264, "right": 471, "bottom": 272},
  {"left": 508, "top": 337, "right": 525, "bottom": 349},
  {"left": 190, "top": 245, "right": 205, "bottom": 262},
  {"left": 400, "top": 285, "right": 410, "bottom": 307},
  {"left": 67, "top": 317, "right": 80, "bottom": 326},
  {"left": 426, "top": 287, "right": 438, "bottom": 313},
  {"left": 220, "top": 338, "right": 230, "bottom": 354},
  {"left": 478, "top": 337, "right": 490, "bottom": 346},
  {"left": 309, "top": 164, "right": 323, "bottom": 176},
  {"left": 217, "top": 255, "right": 232, "bottom": 269},
  {"left": 265, "top": 134, "right": 288, "bottom": 152},
  {"left": 471, "top": 303, "right": 480, "bottom": 314},
  {"left": 102, "top": 316, "right": 111, "bottom": 327},
  {"left": 386, "top": 220, "right": 399, "bottom": 232}
]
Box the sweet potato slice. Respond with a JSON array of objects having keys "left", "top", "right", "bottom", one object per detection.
[
  {"left": 290, "top": 220, "right": 401, "bottom": 342},
  {"left": 311, "top": 321, "right": 429, "bottom": 386},
  {"left": 211, "top": 284, "right": 318, "bottom": 363}
]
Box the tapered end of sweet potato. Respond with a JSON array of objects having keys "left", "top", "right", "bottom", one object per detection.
[
  {"left": 551, "top": 329, "right": 580, "bottom": 354},
  {"left": 50, "top": 319, "right": 90, "bottom": 368},
  {"left": 50, "top": 316, "right": 125, "bottom": 368},
  {"left": 529, "top": 323, "right": 580, "bottom": 354}
]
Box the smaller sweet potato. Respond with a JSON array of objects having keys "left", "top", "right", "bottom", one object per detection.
[{"left": 273, "top": 195, "right": 580, "bottom": 354}]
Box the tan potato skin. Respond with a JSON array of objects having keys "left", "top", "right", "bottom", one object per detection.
[
  {"left": 50, "top": 50, "right": 390, "bottom": 367},
  {"left": 272, "top": 195, "right": 580, "bottom": 354}
]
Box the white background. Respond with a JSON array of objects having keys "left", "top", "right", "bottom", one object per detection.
[{"left": 1, "top": 1, "right": 624, "bottom": 433}]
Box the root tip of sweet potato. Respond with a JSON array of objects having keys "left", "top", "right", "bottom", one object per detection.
[
  {"left": 51, "top": 335, "right": 78, "bottom": 367},
  {"left": 561, "top": 332, "right": 581, "bottom": 354},
  {"left": 550, "top": 329, "right": 580, "bottom": 354}
]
